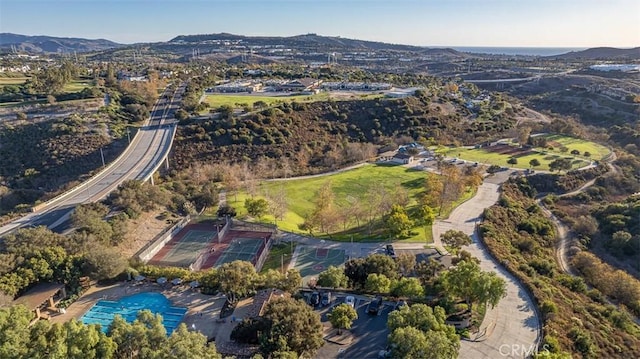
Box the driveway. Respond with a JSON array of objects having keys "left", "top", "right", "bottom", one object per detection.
[{"left": 432, "top": 172, "right": 541, "bottom": 358}]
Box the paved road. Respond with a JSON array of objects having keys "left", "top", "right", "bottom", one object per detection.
[
  {"left": 0, "top": 85, "right": 184, "bottom": 236},
  {"left": 433, "top": 172, "right": 541, "bottom": 359}
]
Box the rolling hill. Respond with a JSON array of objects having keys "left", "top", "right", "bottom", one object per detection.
[{"left": 0, "top": 33, "right": 123, "bottom": 53}]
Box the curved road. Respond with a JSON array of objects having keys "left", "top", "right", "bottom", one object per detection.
[
  {"left": 0, "top": 85, "right": 184, "bottom": 236},
  {"left": 433, "top": 172, "right": 541, "bottom": 359}
]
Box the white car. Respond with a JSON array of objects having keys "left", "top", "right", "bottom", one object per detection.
[{"left": 345, "top": 295, "right": 356, "bottom": 308}]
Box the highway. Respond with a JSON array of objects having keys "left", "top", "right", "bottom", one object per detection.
[{"left": 0, "top": 84, "right": 184, "bottom": 236}]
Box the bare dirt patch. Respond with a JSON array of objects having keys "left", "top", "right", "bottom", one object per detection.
[{"left": 119, "top": 210, "right": 176, "bottom": 258}]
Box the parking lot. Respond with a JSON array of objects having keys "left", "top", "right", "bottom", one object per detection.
[{"left": 306, "top": 292, "right": 395, "bottom": 359}]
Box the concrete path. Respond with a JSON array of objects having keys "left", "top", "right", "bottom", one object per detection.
[{"left": 433, "top": 173, "right": 541, "bottom": 359}]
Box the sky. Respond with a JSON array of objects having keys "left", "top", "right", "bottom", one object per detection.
[{"left": 0, "top": 0, "right": 638, "bottom": 47}]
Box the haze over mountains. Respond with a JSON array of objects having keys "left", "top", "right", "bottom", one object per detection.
[{"left": 1, "top": 32, "right": 638, "bottom": 60}]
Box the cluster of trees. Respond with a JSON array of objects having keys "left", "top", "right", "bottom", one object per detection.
[
  {"left": 230, "top": 297, "right": 324, "bottom": 358},
  {"left": 592, "top": 196, "right": 640, "bottom": 257},
  {"left": 317, "top": 252, "right": 506, "bottom": 318},
  {"left": 0, "top": 305, "right": 221, "bottom": 359},
  {"left": 572, "top": 252, "right": 640, "bottom": 316},
  {"left": 0, "top": 225, "right": 126, "bottom": 298},
  {"left": 387, "top": 304, "right": 460, "bottom": 359}
]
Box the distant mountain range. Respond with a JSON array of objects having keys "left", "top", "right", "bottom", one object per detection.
[
  {"left": 0, "top": 33, "right": 123, "bottom": 53},
  {"left": 1, "top": 32, "right": 638, "bottom": 61},
  {"left": 545, "top": 47, "right": 640, "bottom": 60}
]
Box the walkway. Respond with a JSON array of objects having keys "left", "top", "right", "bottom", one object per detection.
[{"left": 432, "top": 173, "right": 541, "bottom": 358}]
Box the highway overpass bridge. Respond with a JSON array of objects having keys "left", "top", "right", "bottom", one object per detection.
[{"left": 0, "top": 84, "right": 185, "bottom": 236}]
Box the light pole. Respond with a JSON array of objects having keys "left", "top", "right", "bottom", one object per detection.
[{"left": 126, "top": 127, "right": 131, "bottom": 144}]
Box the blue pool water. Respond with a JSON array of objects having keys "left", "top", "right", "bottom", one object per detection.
[{"left": 80, "top": 292, "right": 187, "bottom": 335}]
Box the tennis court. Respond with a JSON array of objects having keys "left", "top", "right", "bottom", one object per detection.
[
  {"left": 294, "top": 245, "right": 346, "bottom": 278},
  {"left": 150, "top": 225, "right": 218, "bottom": 268},
  {"left": 214, "top": 237, "right": 264, "bottom": 267}
]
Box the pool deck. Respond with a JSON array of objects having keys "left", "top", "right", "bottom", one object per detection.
[{"left": 50, "top": 282, "right": 227, "bottom": 341}]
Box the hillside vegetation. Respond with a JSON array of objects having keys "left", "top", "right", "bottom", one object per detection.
[
  {"left": 173, "top": 94, "right": 515, "bottom": 174},
  {"left": 480, "top": 179, "right": 640, "bottom": 358}
]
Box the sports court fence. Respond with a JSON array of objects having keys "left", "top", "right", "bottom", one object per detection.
[
  {"left": 136, "top": 216, "right": 192, "bottom": 263},
  {"left": 254, "top": 234, "right": 273, "bottom": 272}
]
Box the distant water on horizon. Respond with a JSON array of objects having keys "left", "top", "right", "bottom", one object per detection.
[{"left": 446, "top": 47, "right": 587, "bottom": 56}]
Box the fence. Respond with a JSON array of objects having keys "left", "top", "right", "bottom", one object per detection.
[
  {"left": 254, "top": 233, "right": 273, "bottom": 272},
  {"left": 136, "top": 216, "right": 191, "bottom": 263}
]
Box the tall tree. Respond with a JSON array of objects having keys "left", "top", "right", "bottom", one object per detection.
[
  {"left": 441, "top": 260, "right": 507, "bottom": 313},
  {"left": 391, "top": 277, "right": 425, "bottom": 299},
  {"left": 440, "top": 230, "right": 472, "bottom": 255},
  {"left": 216, "top": 260, "right": 260, "bottom": 302},
  {"left": 328, "top": 303, "right": 358, "bottom": 335},
  {"left": 160, "top": 324, "right": 221, "bottom": 359},
  {"left": 317, "top": 265, "right": 348, "bottom": 289},
  {"left": 259, "top": 297, "right": 324, "bottom": 358},
  {"left": 303, "top": 181, "right": 338, "bottom": 234},
  {"left": 385, "top": 205, "right": 414, "bottom": 238},
  {"left": 365, "top": 273, "right": 392, "bottom": 294},
  {"left": 387, "top": 304, "right": 459, "bottom": 359},
  {"left": 396, "top": 253, "right": 417, "bottom": 277}
]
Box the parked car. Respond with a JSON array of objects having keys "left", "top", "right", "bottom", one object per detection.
[
  {"left": 368, "top": 296, "right": 383, "bottom": 314},
  {"left": 345, "top": 295, "right": 356, "bottom": 308},
  {"left": 385, "top": 244, "right": 396, "bottom": 257},
  {"left": 321, "top": 292, "right": 331, "bottom": 306},
  {"left": 309, "top": 291, "right": 320, "bottom": 306}
]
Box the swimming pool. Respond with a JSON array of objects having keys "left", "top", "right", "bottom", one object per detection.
[{"left": 80, "top": 292, "right": 187, "bottom": 335}]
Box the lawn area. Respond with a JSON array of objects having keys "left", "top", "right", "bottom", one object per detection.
[
  {"left": 0, "top": 77, "right": 29, "bottom": 86},
  {"left": 543, "top": 134, "right": 611, "bottom": 161},
  {"left": 442, "top": 134, "right": 609, "bottom": 171},
  {"left": 201, "top": 92, "right": 382, "bottom": 113},
  {"left": 260, "top": 242, "right": 297, "bottom": 273},
  {"left": 62, "top": 80, "right": 92, "bottom": 92},
  {"left": 225, "top": 164, "right": 442, "bottom": 243}
]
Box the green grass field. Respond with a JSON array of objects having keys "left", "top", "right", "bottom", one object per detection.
[
  {"left": 0, "top": 77, "right": 29, "bottom": 86},
  {"left": 224, "top": 164, "right": 437, "bottom": 242},
  {"left": 201, "top": 92, "right": 382, "bottom": 113},
  {"left": 62, "top": 80, "right": 92, "bottom": 92},
  {"left": 443, "top": 134, "right": 609, "bottom": 171}
]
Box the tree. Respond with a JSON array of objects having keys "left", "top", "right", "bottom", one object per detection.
[
  {"left": 365, "top": 273, "right": 392, "bottom": 294},
  {"left": 396, "top": 253, "right": 416, "bottom": 277},
  {"left": 161, "top": 324, "right": 221, "bottom": 359},
  {"left": 327, "top": 303, "right": 358, "bottom": 335},
  {"left": 529, "top": 158, "right": 541, "bottom": 168},
  {"left": 317, "top": 265, "right": 348, "bottom": 289},
  {"left": 440, "top": 230, "right": 472, "bottom": 255},
  {"left": 83, "top": 245, "right": 127, "bottom": 280},
  {"left": 441, "top": 260, "right": 506, "bottom": 313},
  {"left": 365, "top": 254, "right": 399, "bottom": 281},
  {"left": 217, "top": 260, "right": 259, "bottom": 302},
  {"left": 570, "top": 149, "right": 580, "bottom": 155},
  {"left": 174, "top": 109, "right": 190, "bottom": 122},
  {"left": 259, "top": 297, "right": 324, "bottom": 358},
  {"left": 245, "top": 198, "right": 269, "bottom": 218},
  {"left": 385, "top": 205, "right": 414, "bottom": 238},
  {"left": 516, "top": 126, "right": 531, "bottom": 146},
  {"left": 549, "top": 158, "right": 572, "bottom": 172},
  {"left": 507, "top": 157, "right": 518, "bottom": 165},
  {"left": 391, "top": 277, "right": 425, "bottom": 298},
  {"left": 416, "top": 258, "right": 445, "bottom": 285},
  {"left": 387, "top": 305, "right": 459, "bottom": 359},
  {"left": 303, "top": 181, "right": 338, "bottom": 234},
  {"left": 267, "top": 186, "right": 288, "bottom": 225},
  {"left": 217, "top": 204, "right": 237, "bottom": 218},
  {"left": 415, "top": 205, "right": 436, "bottom": 226}
]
